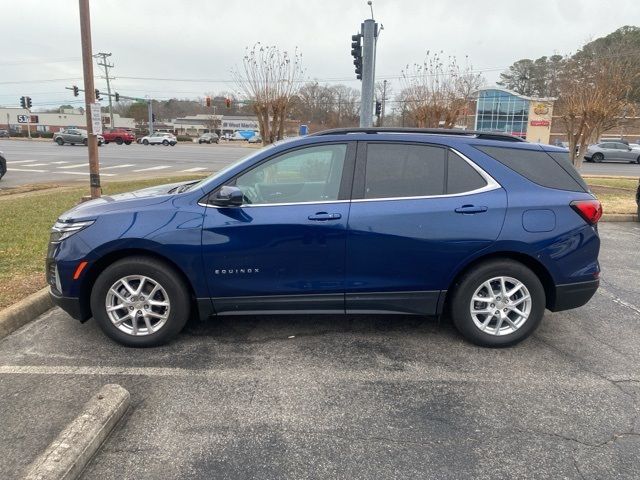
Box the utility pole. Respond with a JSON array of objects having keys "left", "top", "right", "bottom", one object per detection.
[
  {"left": 359, "top": 19, "right": 378, "bottom": 127},
  {"left": 94, "top": 52, "right": 115, "bottom": 127},
  {"left": 381, "top": 79, "right": 387, "bottom": 126},
  {"left": 79, "top": 0, "right": 101, "bottom": 198}
]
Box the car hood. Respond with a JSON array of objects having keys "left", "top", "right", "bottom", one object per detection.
[{"left": 58, "top": 181, "right": 196, "bottom": 221}]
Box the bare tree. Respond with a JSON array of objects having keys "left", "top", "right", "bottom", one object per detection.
[
  {"left": 557, "top": 46, "right": 637, "bottom": 168},
  {"left": 400, "top": 52, "right": 484, "bottom": 129},
  {"left": 233, "top": 44, "right": 304, "bottom": 145}
]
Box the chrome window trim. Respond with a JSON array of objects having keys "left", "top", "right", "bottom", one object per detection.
[{"left": 198, "top": 147, "right": 502, "bottom": 208}]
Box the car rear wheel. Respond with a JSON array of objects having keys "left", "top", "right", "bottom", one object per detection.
[
  {"left": 90, "top": 256, "right": 190, "bottom": 347},
  {"left": 83, "top": 139, "right": 88, "bottom": 146},
  {"left": 56, "top": 137, "right": 64, "bottom": 146},
  {"left": 592, "top": 152, "right": 604, "bottom": 163},
  {"left": 124, "top": 140, "right": 132, "bottom": 145},
  {"left": 115, "top": 137, "right": 123, "bottom": 145},
  {"left": 162, "top": 139, "right": 169, "bottom": 146},
  {"left": 143, "top": 139, "right": 149, "bottom": 145},
  {"left": 449, "top": 259, "right": 545, "bottom": 347}
]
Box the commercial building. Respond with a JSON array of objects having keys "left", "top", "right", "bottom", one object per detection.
[
  {"left": 0, "top": 107, "right": 135, "bottom": 133},
  {"left": 470, "top": 87, "right": 555, "bottom": 144},
  {"left": 169, "top": 114, "right": 259, "bottom": 136}
]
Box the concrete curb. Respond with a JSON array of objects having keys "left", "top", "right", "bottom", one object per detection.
[
  {"left": 601, "top": 213, "right": 638, "bottom": 222},
  {"left": 0, "top": 287, "right": 53, "bottom": 340},
  {"left": 22, "top": 384, "right": 130, "bottom": 480}
]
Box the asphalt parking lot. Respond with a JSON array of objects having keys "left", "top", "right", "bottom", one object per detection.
[{"left": 1, "top": 222, "right": 639, "bottom": 479}]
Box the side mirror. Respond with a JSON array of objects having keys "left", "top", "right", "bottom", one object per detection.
[{"left": 211, "top": 185, "right": 244, "bottom": 207}]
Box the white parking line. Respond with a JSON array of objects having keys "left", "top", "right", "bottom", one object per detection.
[
  {"left": 20, "top": 163, "right": 48, "bottom": 167},
  {"left": 181, "top": 167, "right": 208, "bottom": 172},
  {"left": 57, "top": 163, "right": 89, "bottom": 169},
  {"left": 57, "top": 171, "right": 116, "bottom": 176},
  {"left": 133, "top": 165, "right": 170, "bottom": 172},
  {"left": 7, "top": 160, "right": 41, "bottom": 164},
  {"left": 7, "top": 168, "right": 49, "bottom": 173},
  {"left": 51, "top": 161, "right": 70, "bottom": 164},
  {"left": 101, "top": 164, "right": 135, "bottom": 170}
]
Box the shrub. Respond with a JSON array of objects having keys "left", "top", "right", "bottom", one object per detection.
[{"left": 177, "top": 135, "right": 193, "bottom": 142}]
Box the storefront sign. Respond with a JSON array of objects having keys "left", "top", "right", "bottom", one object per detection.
[{"left": 530, "top": 119, "right": 550, "bottom": 127}]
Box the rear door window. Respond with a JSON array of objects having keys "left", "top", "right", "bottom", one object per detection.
[
  {"left": 363, "top": 143, "right": 446, "bottom": 199},
  {"left": 476, "top": 145, "right": 587, "bottom": 192},
  {"left": 446, "top": 152, "right": 487, "bottom": 194}
]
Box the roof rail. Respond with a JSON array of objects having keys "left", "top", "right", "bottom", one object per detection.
[{"left": 308, "top": 127, "right": 526, "bottom": 142}]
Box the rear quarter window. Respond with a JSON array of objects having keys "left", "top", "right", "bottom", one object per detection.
[{"left": 475, "top": 146, "right": 588, "bottom": 193}]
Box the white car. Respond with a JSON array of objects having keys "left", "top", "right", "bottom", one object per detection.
[{"left": 140, "top": 132, "right": 177, "bottom": 146}]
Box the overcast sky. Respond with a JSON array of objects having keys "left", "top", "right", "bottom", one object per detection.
[{"left": 1, "top": 0, "right": 639, "bottom": 110}]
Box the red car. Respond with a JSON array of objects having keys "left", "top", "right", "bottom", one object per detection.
[{"left": 102, "top": 128, "right": 135, "bottom": 145}]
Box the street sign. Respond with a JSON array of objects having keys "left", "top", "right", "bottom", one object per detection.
[
  {"left": 17, "top": 115, "right": 29, "bottom": 123},
  {"left": 90, "top": 102, "right": 102, "bottom": 135}
]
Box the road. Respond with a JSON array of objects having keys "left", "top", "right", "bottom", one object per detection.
[
  {"left": 0, "top": 140, "right": 256, "bottom": 189},
  {"left": 0, "top": 222, "right": 639, "bottom": 479},
  {"left": 1, "top": 140, "right": 639, "bottom": 190}
]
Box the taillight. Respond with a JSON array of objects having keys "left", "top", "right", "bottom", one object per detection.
[{"left": 570, "top": 199, "right": 602, "bottom": 225}]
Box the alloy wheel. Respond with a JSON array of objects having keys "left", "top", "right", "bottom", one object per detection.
[
  {"left": 469, "top": 276, "right": 531, "bottom": 336},
  {"left": 105, "top": 275, "right": 170, "bottom": 336}
]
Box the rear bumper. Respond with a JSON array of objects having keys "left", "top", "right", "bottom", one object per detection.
[
  {"left": 548, "top": 279, "right": 599, "bottom": 312},
  {"left": 50, "top": 288, "right": 90, "bottom": 322}
]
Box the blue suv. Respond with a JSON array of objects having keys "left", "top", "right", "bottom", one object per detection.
[{"left": 47, "top": 128, "right": 601, "bottom": 347}]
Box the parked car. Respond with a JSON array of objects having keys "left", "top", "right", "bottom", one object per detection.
[
  {"left": 198, "top": 133, "right": 219, "bottom": 144},
  {"left": 584, "top": 142, "right": 640, "bottom": 163},
  {"left": 140, "top": 132, "right": 177, "bottom": 146},
  {"left": 0, "top": 151, "right": 6, "bottom": 180},
  {"left": 47, "top": 128, "right": 601, "bottom": 348},
  {"left": 102, "top": 128, "right": 135, "bottom": 145},
  {"left": 0, "top": 129, "right": 9, "bottom": 138},
  {"left": 53, "top": 129, "right": 104, "bottom": 146},
  {"left": 247, "top": 134, "right": 262, "bottom": 144}
]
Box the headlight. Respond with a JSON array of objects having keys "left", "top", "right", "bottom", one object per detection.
[{"left": 50, "top": 220, "right": 95, "bottom": 243}]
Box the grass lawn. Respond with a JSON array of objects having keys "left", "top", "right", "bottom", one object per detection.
[
  {"left": 0, "top": 173, "right": 637, "bottom": 310},
  {"left": 0, "top": 175, "right": 205, "bottom": 309}
]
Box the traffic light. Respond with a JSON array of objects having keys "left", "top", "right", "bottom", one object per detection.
[
  {"left": 375, "top": 101, "right": 381, "bottom": 116},
  {"left": 351, "top": 33, "right": 362, "bottom": 80},
  {"left": 72, "top": 85, "right": 79, "bottom": 97},
  {"left": 20, "top": 96, "right": 26, "bottom": 108},
  {"left": 205, "top": 96, "right": 211, "bottom": 107},
  {"left": 114, "top": 92, "right": 120, "bottom": 102},
  {"left": 26, "top": 96, "right": 32, "bottom": 109},
  {"left": 95, "top": 89, "right": 101, "bottom": 100},
  {"left": 225, "top": 98, "right": 231, "bottom": 108},
  {"left": 152, "top": 113, "right": 156, "bottom": 122}
]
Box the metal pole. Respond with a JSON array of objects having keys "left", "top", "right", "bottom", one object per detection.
[
  {"left": 381, "top": 79, "right": 387, "bottom": 127},
  {"left": 79, "top": 0, "right": 101, "bottom": 198},
  {"left": 359, "top": 19, "right": 376, "bottom": 127},
  {"left": 26, "top": 108, "right": 31, "bottom": 139},
  {"left": 148, "top": 100, "right": 154, "bottom": 134}
]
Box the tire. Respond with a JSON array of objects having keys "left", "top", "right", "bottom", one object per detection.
[
  {"left": 170, "top": 142, "right": 176, "bottom": 146},
  {"left": 636, "top": 155, "right": 640, "bottom": 164},
  {"left": 56, "top": 137, "right": 64, "bottom": 146},
  {"left": 124, "top": 140, "right": 132, "bottom": 145},
  {"left": 115, "top": 137, "right": 123, "bottom": 145},
  {"left": 592, "top": 152, "right": 604, "bottom": 163},
  {"left": 83, "top": 139, "right": 88, "bottom": 146},
  {"left": 198, "top": 140, "right": 203, "bottom": 144},
  {"left": 449, "top": 259, "right": 546, "bottom": 347},
  {"left": 90, "top": 256, "right": 190, "bottom": 347},
  {"left": 162, "top": 139, "right": 169, "bottom": 146},
  {"left": 143, "top": 139, "right": 149, "bottom": 145}
]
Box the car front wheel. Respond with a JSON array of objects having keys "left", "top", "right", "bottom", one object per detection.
[
  {"left": 449, "top": 259, "right": 545, "bottom": 347},
  {"left": 143, "top": 139, "right": 149, "bottom": 145},
  {"left": 592, "top": 153, "right": 604, "bottom": 163},
  {"left": 90, "top": 256, "right": 190, "bottom": 347},
  {"left": 56, "top": 137, "right": 64, "bottom": 146}
]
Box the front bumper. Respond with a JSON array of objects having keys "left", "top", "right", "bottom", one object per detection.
[
  {"left": 548, "top": 279, "right": 599, "bottom": 312},
  {"left": 49, "top": 288, "right": 91, "bottom": 322}
]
